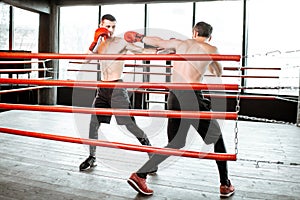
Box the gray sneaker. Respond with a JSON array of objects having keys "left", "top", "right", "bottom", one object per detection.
[{"left": 79, "top": 156, "right": 97, "bottom": 171}]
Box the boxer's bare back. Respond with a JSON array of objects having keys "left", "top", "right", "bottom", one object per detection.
[{"left": 143, "top": 36, "right": 222, "bottom": 83}]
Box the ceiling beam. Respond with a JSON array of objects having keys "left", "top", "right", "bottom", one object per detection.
[
  {"left": 55, "top": 0, "right": 220, "bottom": 6},
  {"left": 2, "top": 0, "right": 50, "bottom": 14}
]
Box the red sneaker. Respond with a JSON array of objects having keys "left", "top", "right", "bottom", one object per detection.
[
  {"left": 127, "top": 173, "right": 153, "bottom": 196},
  {"left": 220, "top": 182, "right": 235, "bottom": 197}
]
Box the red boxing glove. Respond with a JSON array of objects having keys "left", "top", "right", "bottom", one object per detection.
[
  {"left": 89, "top": 27, "right": 110, "bottom": 51},
  {"left": 124, "top": 31, "right": 144, "bottom": 43}
]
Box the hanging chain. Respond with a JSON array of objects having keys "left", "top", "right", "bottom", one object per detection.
[
  {"left": 234, "top": 64, "right": 242, "bottom": 155},
  {"left": 243, "top": 49, "right": 300, "bottom": 58},
  {"left": 234, "top": 100, "right": 240, "bottom": 155},
  {"left": 241, "top": 86, "right": 300, "bottom": 90},
  {"left": 238, "top": 115, "right": 298, "bottom": 126}
]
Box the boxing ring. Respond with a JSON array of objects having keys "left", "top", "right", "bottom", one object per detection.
[
  {"left": 1, "top": 51, "right": 299, "bottom": 161},
  {"left": 0, "top": 52, "right": 242, "bottom": 162}
]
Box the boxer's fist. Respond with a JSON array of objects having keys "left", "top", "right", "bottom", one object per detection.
[
  {"left": 89, "top": 27, "right": 110, "bottom": 51},
  {"left": 94, "top": 27, "right": 110, "bottom": 40},
  {"left": 124, "top": 31, "right": 144, "bottom": 43}
]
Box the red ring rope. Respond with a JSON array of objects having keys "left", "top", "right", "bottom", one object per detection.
[
  {"left": 0, "top": 127, "right": 237, "bottom": 161},
  {"left": 67, "top": 69, "right": 172, "bottom": 76},
  {"left": 0, "top": 69, "right": 51, "bottom": 73},
  {"left": 0, "top": 52, "right": 240, "bottom": 162},
  {"left": 125, "top": 63, "right": 173, "bottom": 68},
  {"left": 0, "top": 60, "right": 48, "bottom": 64},
  {"left": 0, "top": 52, "right": 241, "bottom": 61},
  {"left": 129, "top": 90, "right": 278, "bottom": 100},
  {"left": 223, "top": 67, "right": 281, "bottom": 71},
  {"left": 67, "top": 69, "right": 278, "bottom": 78},
  {"left": 0, "top": 78, "right": 239, "bottom": 91},
  {"left": 0, "top": 86, "right": 45, "bottom": 94},
  {"left": 0, "top": 103, "right": 238, "bottom": 120},
  {"left": 207, "top": 75, "right": 279, "bottom": 79}
]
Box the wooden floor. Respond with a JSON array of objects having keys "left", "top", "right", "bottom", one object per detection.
[{"left": 0, "top": 110, "right": 300, "bottom": 200}]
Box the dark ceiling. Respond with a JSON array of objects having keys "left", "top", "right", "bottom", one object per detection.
[
  {"left": 54, "top": 0, "right": 219, "bottom": 6},
  {"left": 1, "top": 0, "right": 230, "bottom": 14}
]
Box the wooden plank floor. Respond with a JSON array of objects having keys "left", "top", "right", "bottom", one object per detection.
[{"left": 0, "top": 110, "right": 300, "bottom": 200}]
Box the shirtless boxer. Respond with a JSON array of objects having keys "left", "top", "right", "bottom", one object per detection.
[
  {"left": 79, "top": 14, "right": 157, "bottom": 173},
  {"left": 124, "top": 21, "right": 235, "bottom": 197}
]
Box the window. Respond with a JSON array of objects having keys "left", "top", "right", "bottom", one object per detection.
[
  {"left": 101, "top": 4, "right": 145, "bottom": 37},
  {"left": 246, "top": 0, "right": 300, "bottom": 96},
  {"left": 13, "top": 7, "right": 39, "bottom": 78},
  {"left": 146, "top": 3, "right": 194, "bottom": 109},
  {"left": 0, "top": 2, "right": 10, "bottom": 50},
  {"left": 147, "top": 2, "right": 193, "bottom": 84},
  {"left": 59, "top": 4, "right": 146, "bottom": 81},
  {"left": 147, "top": 2, "right": 193, "bottom": 39},
  {"left": 101, "top": 4, "right": 146, "bottom": 83},
  {"left": 13, "top": 7, "right": 39, "bottom": 52},
  {"left": 57, "top": 1, "right": 299, "bottom": 97},
  {"left": 59, "top": 6, "right": 99, "bottom": 80},
  {"left": 195, "top": 1, "right": 243, "bottom": 86},
  {"left": 0, "top": 6, "right": 39, "bottom": 79}
]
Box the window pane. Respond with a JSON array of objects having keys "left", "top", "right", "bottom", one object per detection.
[
  {"left": 101, "top": 4, "right": 146, "bottom": 83},
  {"left": 147, "top": 2, "right": 193, "bottom": 39},
  {"left": 14, "top": 7, "right": 39, "bottom": 52},
  {"left": 0, "top": 2, "right": 10, "bottom": 50},
  {"left": 195, "top": 1, "right": 243, "bottom": 86},
  {"left": 13, "top": 7, "right": 39, "bottom": 79},
  {"left": 146, "top": 3, "right": 194, "bottom": 108},
  {"left": 246, "top": 0, "right": 300, "bottom": 96},
  {"left": 59, "top": 6, "right": 98, "bottom": 80},
  {"left": 101, "top": 4, "right": 145, "bottom": 37},
  {"left": 147, "top": 2, "right": 193, "bottom": 84}
]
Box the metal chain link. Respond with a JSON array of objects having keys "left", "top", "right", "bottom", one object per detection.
[
  {"left": 243, "top": 49, "right": 300, "bottom": 58},
  {"left": 238, "top": 115, "right": 298, "bottom": 126},
  {"left": 234, "top": 118, "right": 239, "bottom": 155},
  {"left": 241, "top": 86, "right": 300, "bottom": 90},
  {"left": 234, "top": 65, "right": 242, "bottom": 155},
  {"left": 238, "top": 158, "right": 300, "bottom": 168}
]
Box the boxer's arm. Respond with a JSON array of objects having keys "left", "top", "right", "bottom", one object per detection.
[
  {"left": 124, "top": 31, "right": 181, "bottom": 49},
  {"left": 142, "top": 48, "right": 158, "bottom": 54},
  {"left": 208, "top": 61, "right": 222, "bottom": 77},
  {"left": 143, "top": 36, "right": 180, "bottom": 50},
  {"left": 126, "top": 43, "right": 157, "bottom": 54},
  {"left": 208, "top": 47, "right": 223, "bottom": 77},
  {"left": 89, "top": 36, "right": 102, "bottom": 53},
  {"left": 156, "top": 47, "right": 176, "bottom": 54}
]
